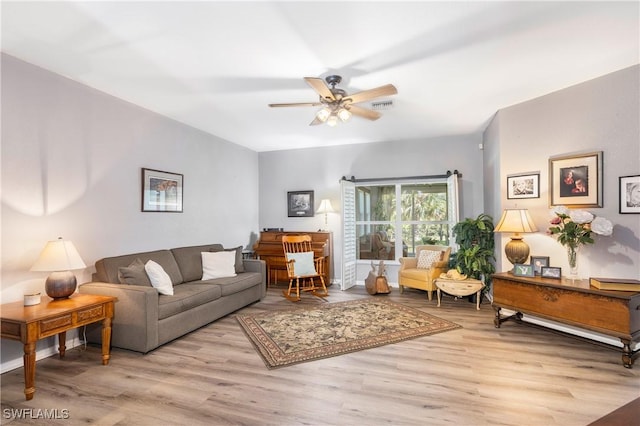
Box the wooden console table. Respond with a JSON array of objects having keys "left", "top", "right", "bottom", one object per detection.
[
  {"left": 0, "top": 294, "right": 117, "bottom": 400},
  {"left": 492, "top": 272, "right": 640, "bottom": 368}
]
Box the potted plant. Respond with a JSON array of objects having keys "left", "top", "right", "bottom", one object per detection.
[{"left": 452, "top": 214, "right": 496, "bottom": 298}]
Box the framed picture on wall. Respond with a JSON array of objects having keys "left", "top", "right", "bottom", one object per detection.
[
  {"left": 619, "top": 175, "right": 640, "bottom": 214},
  {"left": 549, "top": 151, "right": 603, "bottom": 207},
  {"left": 141, "top": 168, "right": 183, "bottom": 212},
  {"left": 507, "top": 172, "right": 540, "bottom": 199},
  {"left": 287, "top": 190, "right": 314, "bottom": 217}
]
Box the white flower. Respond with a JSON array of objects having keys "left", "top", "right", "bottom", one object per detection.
[
  {"left": 591, "top": 216, "right": 613, "bottom": 236},
  {"left": 569, "top": 210, "right": 594, "bottom": 224},
  {"left": 553, "top": 206, "right": 570, "bottom": 216}
]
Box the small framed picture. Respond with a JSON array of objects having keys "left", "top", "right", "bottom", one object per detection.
[
  {"left": 541, "top": 266, "right": 562, "bottom": 279},
  {"left": 287, "top": 190, "right": 314, "bottom": 217},
  {"left": 507, "top": 172, "right": 540, "bottom": 199},
  {"left": 513, "top": 263, "right": 535, "bottom": 277},
  {"left": 530, "top": 256, "right": 550, "bottom": 275},
  {"left": 549, "top": 151, "right": 602, "bottom": 208},
  {"left": 619, "top": 175, "right": 640, "bottom": 214},
  {"left": 141, "top": 168, "right": 183, "bottom": 212}
]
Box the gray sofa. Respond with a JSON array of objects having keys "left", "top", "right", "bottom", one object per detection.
[{"left": 79, "top": 243, "right": 266, "bottom": 353}]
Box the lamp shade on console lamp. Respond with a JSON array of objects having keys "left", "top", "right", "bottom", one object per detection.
[
  {"left": 31, "top": 238, "right": 86, "bottom": 299},
  {"left": 494, "top": 209, "right": 538, "bottom": 266}
]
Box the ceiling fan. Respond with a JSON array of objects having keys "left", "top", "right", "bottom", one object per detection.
[{"left": 269, "top": 75, "right": 397, "bottom": 126}]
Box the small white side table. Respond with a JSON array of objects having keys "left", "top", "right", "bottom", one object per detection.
[{"left": 436, "top": 278, "right": 484, "bottom": 310}]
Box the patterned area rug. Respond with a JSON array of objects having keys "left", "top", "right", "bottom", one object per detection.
[{"left": 236, "top": 299, "right": 461, "bottom": 369}]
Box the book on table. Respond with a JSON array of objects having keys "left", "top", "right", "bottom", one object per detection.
[{"left": 589, "top": 277, "right": 640, "bottom": 291}]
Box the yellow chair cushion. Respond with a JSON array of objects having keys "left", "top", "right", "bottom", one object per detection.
[{"left": 400, "top": 268, "right": 434, "bottom": 280}]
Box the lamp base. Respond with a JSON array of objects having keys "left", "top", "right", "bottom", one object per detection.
[
  {"left": 505, "top": 236, "right": 530, "bottom": 265},
  {"left": 45, "top": 271, "right": 77, "bottom": 299}
]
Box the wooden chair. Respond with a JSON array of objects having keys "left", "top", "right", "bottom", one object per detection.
[{"left": 282, "top": 235, "right": 329, "bottom": 302}]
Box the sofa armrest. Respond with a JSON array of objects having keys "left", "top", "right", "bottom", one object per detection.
[
  {"left": 78, "top": 282, "right": 159, "bottom": 353},
  {"left": 242, "top": 259, "right": 267, "bottom": 297},
  {"left": 398, "top": 257, "right": 417, "bottom": 271}
]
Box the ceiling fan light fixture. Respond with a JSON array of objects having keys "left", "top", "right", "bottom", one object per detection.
[
  {"left": 337, "top": 107, "right": 351, "bottom": 122},
  {"left": 316, "top": 107, "right": 331, "bottom": 122},
  {"left": 326, "top": 114, "right": 339, "bottom": 127}
]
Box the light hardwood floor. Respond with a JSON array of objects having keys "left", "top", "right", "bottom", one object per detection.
[{"left": 2, "top": 286, "right": 638, "bottom": 425}]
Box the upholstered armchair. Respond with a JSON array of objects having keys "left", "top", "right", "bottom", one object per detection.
[{"left": 398, "top": 245, "right": 451, "bottom": 300}]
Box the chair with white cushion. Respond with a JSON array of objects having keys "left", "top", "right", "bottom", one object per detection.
[
  {"left": 282, "top": 235, "right": 329, "bottom": 302},
  {"left": 398, "top": 245, "right": 451, "bottom": 300}
]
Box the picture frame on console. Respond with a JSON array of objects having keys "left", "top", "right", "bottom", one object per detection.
[
  {"left": 619, "top": 175, "right": 640, "bottom": 214},
  {"left": 507, "top": 172, "right": 540, "bottom": 199},
  {"left": 541, "top": 266, "right": 562, "bottom": 279},
  {"left": 549, "top": 151, "right": 602, "bottom": 207},
  {"left": 287, "top": 190, "right": 314, "bottom": 217},
  {"left": 513, "top": 263, "right": 535, "bottom": 277},
  {"left": 530, "top": 256, "right": 550, "bottom": 275},
  {"left": 141, "top": 168, "right": 183, "bottom": 212}
]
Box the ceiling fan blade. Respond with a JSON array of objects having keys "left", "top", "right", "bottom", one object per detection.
[
  {"left": 309, "top": 116, "right": 325, "bottom": 126},
  {"left": 304, "top": 77, "right": 336, "bottom": 102},
  {"left": 344, "top": 84, "right": 397, "bottom": 104},
  {"left": 269, "top": 102, "right": 323, "bottom": 107},
  {"left": 348, "top": 105, "right": 382, "bottom": 121}
]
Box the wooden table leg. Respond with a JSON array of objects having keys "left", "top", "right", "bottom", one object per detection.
[
  {"left": 437, "top": 289, "right": 441, "bottom": 307},
  {"left": 476, "top": 290, "right": 481, "bottom": 310},
  {"left": 101, "top": 316, "right": 112, "bottom": 365},
  {"left": 58, "top": 331, "right": 66, "bottom": 358},
  {"left": 23, "top": 342, "right": 36, "bottom": 400}
]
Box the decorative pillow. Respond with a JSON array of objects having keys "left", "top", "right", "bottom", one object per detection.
[
  {"left": 144, "top": 260, "right": 174, "bottom": 295},
  {"left": 417, "top": 250, "right": 442, "bottom": 269},
  {"left": 287, "top": 252, "right": 317, "bottom": 276},
  {"left": 210, "top": 246, "right": 244, "bottom": 273},
  {"left": 202, "top": 251, "right": 237, "bottom": 280},
  {"left": 118, "top": 258, "right": 152, "bottom": 287}
]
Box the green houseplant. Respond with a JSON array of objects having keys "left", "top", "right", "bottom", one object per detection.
[{"left": 452, "top": 214, "right": 496, "bottom": 295}]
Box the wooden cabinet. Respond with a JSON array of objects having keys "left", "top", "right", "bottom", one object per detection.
[
  {"left": 254, "top": 231, "right": 332, "bottom": 286},
  {"left": 492, "top": 272, "right": 640, "bottom": 368}
]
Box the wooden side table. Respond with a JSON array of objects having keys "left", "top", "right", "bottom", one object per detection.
[
  {"left": 0, "top": 293, "right": 117, "bottom": 400},
  {"left": 436, "top": 278, "right": 484, "bottom": 310}
]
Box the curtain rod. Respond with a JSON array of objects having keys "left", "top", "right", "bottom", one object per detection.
[{"left": 340, "top": 170, "right": 461, "bottom": 183}]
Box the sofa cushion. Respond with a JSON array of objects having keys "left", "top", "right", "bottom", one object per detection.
[
  {"left": 157, "top": 284, "right": 222, "bottom": 320},
  {"left": 95, "top": 249, "right": 184, "bottom": 285},
  {"left": 145, "top": 260, "right": 174, "bottom": 295},
  {"left": 117, "top": 258, "right": 152, "bottom": 287},
  {"left": 170, "top": 244, "right": 224, "bottom": 282},
  {"left": 417, "top": 250, "right": 443, "bottom": 269},
  {"left": 202, "top": 251, "right": 237, "bottom": 279},
  {"left": 210, "top": 246, "right": 245, "bottom": 273},
  {"left": 192, "top": 271, "right": 262, "bottom": 297}
]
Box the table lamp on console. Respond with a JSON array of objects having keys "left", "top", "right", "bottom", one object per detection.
[
  {"left": 494, "top": 209, "right": 538, "bottom": 270},
  {"left": 30, "top": 237, "right": 86, "bottom": 299}
]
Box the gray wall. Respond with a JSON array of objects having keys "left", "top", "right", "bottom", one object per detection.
[
  {"left": 484, "top": 65, "right": 640, "bottom": 280},
  {"left": 258, "top": 135, "right": 486, "bottom": 284},
  {"left": 1, "top": 54, "right": 260, "bottom": 370}
]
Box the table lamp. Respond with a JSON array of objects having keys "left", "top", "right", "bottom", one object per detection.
[
  {"left": 316, "top": 199, "right": 334, "bottom": 228},
  {"left": 30, "top": 237, "right": 86, "bottom": 299},
  {"left": 494, "top": 209, "right": 538, "bottom": 267}
]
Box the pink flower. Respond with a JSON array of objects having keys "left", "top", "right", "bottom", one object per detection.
[{"left": 550, "top": 217, "right": 562, "bottom": 225}]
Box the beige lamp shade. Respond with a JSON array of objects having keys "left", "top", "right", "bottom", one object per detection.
[
  {"left": 494, "top": 209, "right": 538, "bottom": 266},
  {"left": 316, "top": 199, "right": 334, "bottom": 226},
  {"left": 31, "top": 238, "right": 86, "bottom": 299}
]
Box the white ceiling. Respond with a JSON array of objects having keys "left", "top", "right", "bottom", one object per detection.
[{"left": 2, "top": 1, "right": 638, "bottom": 152}]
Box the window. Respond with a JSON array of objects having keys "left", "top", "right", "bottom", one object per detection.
[{"left": 352, "top": 177, "right": 458, "bottom": 261}]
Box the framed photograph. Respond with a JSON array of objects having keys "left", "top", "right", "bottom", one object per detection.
[
  {"left": 287, "top": 190, "right": 314, "bottom": 217},
  {"left": 141, "top": 168, "right": 183, "bottom": 212},
  {"left": 619, "top": 175, "right": 640, "bottom": 214},
  {"left": 530, "top": 256, "right": 550, "bottom": 275},
  {"left": 513, "top": 263, "right": 535, "bottom": 277},
  {"left": 541, "top": 266, "right": 562, "bottom": 279},
  {"left": 549, "top": 151, "right": 602, "bottom": 207},
  {"left": 507, "top": 172, "right": 540, "bottom": 199}
]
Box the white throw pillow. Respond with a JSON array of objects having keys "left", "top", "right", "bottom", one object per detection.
[
  {"left": 417, "top": 250, "right": 442, "bottom": 269},
  {"left": 287, "top": 252, "right": 317, "bottom": 276},
  {"left": 202, "top": 251, "right": 237, "bottom": 280},
  {"left": 144, "top": 260, "right": 174, "bottom": 295}
]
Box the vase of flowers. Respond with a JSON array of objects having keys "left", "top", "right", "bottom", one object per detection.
[{"left": 547, "top": 206, "right": 613, "bottom": 279}]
